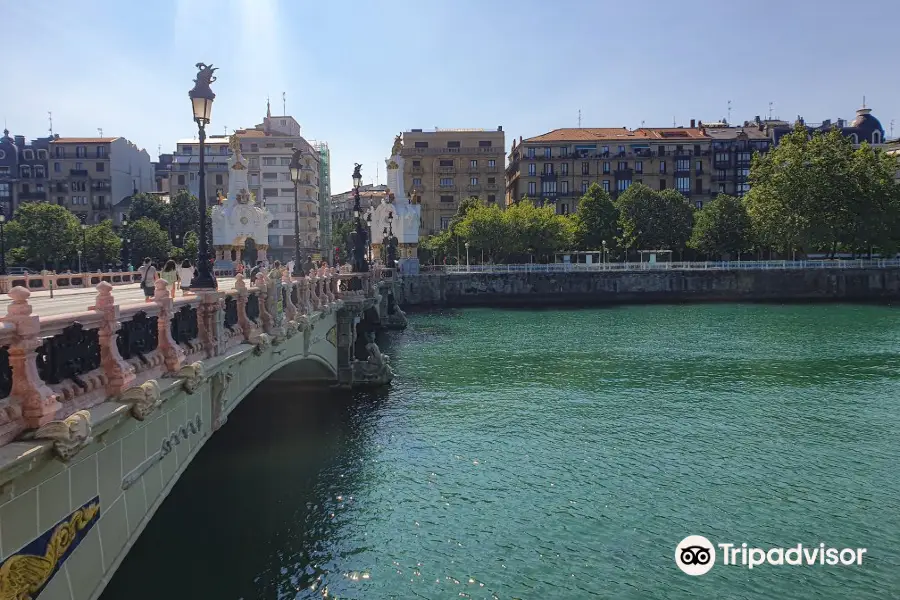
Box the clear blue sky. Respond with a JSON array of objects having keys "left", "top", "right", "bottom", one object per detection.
[{"left": 5, "top": 0, "right": 899, "bottom": 192}]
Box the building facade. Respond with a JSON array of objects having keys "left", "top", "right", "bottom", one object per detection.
[
  {"left": 169, "top": 136, "right": 232, "bottom": 202},
  {"left": 0, "top": 130, "right": 54, "bottom": 218},
  {"left": 330, "top": 184, "right": 388, "bottom": 222},
  {"left": 399, "top": 127, "right": 505, "bottom": 235},
  {"left": 152, "top": 153, "right": 174, "bottom": 194},
  {"left": 0, "top": 130, "right": 16, "bottom": 217},
  {"left": 313, "top": 141, "right": 331, "bottom": 260},
  {"left": 506, "top": 123, "right": 715, "bottom": 211},
  {"left": 703, "top": 122, "right": 771, "bottom": 197},
  {"left": 48, "top": 137, "right": 153, "bottom": 224},
  {"left": 767, "top": 105, "right": 886, "bottom": 148}
]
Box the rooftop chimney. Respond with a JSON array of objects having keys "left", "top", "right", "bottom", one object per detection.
[
  {"left": 690, "top": 119, "right": 696, "bottom": 128},
  {"left": 498, "top": 126, "right": 503, "bottom": 131}
]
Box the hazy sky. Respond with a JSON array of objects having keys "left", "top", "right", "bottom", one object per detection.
[{"left": 4, "top": 0, "right": 899, "bottom": 192}]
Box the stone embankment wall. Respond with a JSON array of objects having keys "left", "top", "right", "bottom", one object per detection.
[{"left": 394, "top": 269, "right": 900, "bottom": 307}]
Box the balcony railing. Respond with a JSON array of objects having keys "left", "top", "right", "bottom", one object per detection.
[
  {"left": 437, "top": 167, "right": 456, "bottom": 174},
  {"left": 401, "top": 146, "right": 503, "bottom": 156},
  {"left": 18, "top": 192, "right": 47, "bottom": 201},
  {"left": 69, "top": 170, "right": 89, "bottom": 177},
  {"left": 466, "top": 184, "right": 482, "bottom": 192}
]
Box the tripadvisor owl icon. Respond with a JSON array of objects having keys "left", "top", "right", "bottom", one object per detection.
[{"left": 675, "top": 535, "right": 716, "bottom": 575}]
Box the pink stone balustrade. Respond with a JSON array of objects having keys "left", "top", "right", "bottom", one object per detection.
[
  {"left": 0, "top": 269, "right": 375, "bottom": 447},
  {"left": 0, "top": 270, "right": 143, "bottom": 294}
]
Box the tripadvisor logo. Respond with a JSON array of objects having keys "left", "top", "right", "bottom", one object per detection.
[{"left": 675, "top": 536, "right": 867, "bottom": 575}]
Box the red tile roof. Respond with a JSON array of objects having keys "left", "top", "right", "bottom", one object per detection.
[
  {"left": 51, "top": 137, "right": 119, "bottom": 143},
  {"left": 523, "top": 128, "right": 644, "bottom": 143},
  {"left": 636, "top": 128, "right": 710, "bottom": 139}
]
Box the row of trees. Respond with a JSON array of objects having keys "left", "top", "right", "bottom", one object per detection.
[
  {"left": 421, "top": 123, "right": 900, "bottom": 263},
  {"left": 4, "top": 190, "right": 207, "bottom": 271}
]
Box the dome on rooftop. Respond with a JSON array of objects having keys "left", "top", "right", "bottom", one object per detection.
[{"left": 850, "top": 107, "right": 884, "bottom": 140}]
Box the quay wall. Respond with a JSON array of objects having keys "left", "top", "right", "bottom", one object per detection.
[{"left": 393, "top": 269, "right": 900, "bottom": 307}]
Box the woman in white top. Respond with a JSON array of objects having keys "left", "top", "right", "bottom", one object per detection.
[{"left": 176, "top": 259, "right": 195, "bottom": 296}]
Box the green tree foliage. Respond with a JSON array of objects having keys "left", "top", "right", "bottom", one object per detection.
[
  {"left": 84, "top": 220, "right": 123, "bottom": 268},
  {"left": 615, "top": 184, "right": 693, "bottom": 257},
  {"left": 125, "top": 218, "right": 171, "bottom": 265},
  {"left": 331, "top": 219, "right": 356, "bottom": 262},
  {"left": 169, "top": 190, "right": 200, "bottom": 243},
  {"left": 745, "top": 123, "right": 900, "bottom": 256},
  {"left": 572, "top": 183, "right": 618, "bottom": 252},
  {"left": 504, "top": 198, "right": 575, "bottom": 262},
  {"left": 688, "top": 194, "right": 752, "bottom": 258},
  {"left": 128, "top": 193, "right": 169, "bottom": 227},
  {"left": 183, "top": 232, "right": 199, "bottom": 263},
  {"left": 5, "top": 203, "right": 80, "bottom": 269},
  {"left": 455, "top": 203, "right": 510, "bottom": 262}
]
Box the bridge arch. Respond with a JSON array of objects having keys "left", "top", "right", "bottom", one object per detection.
[{"left": 228, "top": 351, "right": 339, "bottom": 412}]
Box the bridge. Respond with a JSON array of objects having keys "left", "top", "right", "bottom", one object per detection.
[{"left": 0, "top": 265, "right": 406, "bottom": 600}]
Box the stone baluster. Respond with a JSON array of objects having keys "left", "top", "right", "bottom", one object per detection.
[
  {"left": 332, "top": 267, "right": 342, "bottom": 300},
  {"left": 306, "top": 270, "right": 318, "bottom": 311},
  {"left": 89, "top": 282, "right": 136, "bottom": 395},
  {"left": 297, "top": 276, "right": 311, "bottom": 316},
  {"left": 316, "top": 267, "right": 330, "bottom": 309},
  {"left": 234, "top": 274, "right": 253, "bottom": 341},
  {"left": 255, "top": 274, "right": 274, "bottom": 334},
  {"left": 282, "top": 272, "right": 297, "bottom": 321},
  {"left": 1, "top": 287, "right": 62, "bottom": 429},
  {"left": 153, "top": 280, "right": 185, "bottom": 372},
  {"left": 324, "top": 268, "right": 336, "bottom": 304},
  {"left": 198, "top": 290, "right": 225, "bottom": 358}
]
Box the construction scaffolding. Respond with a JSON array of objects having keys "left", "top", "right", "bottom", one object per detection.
[{"left": 310, "top": 141, "right": 332, "bottom": 262}]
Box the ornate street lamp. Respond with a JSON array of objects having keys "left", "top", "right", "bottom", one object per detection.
[
  {"left": 464, "top": 241, "right": 470, "bottom": 272},
  {"left": 81, "top": 223, "right": 88, "bottom": 272},
  {"left": 0, "top": 214, "right": 6, "bottom": 276},
  {"left": 188, "top": 62, "right": 217, "bottom": 289},
  {"left": 120, "top": 217, "right": 128, "bottom": 268},
  {"left": 351, "top": 164, "right": 369, "bottom": 285},
  {"left": 365, "top": 212, "right": 372, "bottom": 262},
  {"left": 289, "top": 148, "right": 303, "bottom": 277},
  {"left": 387, "top": 211, "right": 397, "bottom": 268}
]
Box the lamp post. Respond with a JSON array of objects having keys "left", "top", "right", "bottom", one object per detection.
[
  {"left": 120, "top": 217, "right": 128, "bottom": 268},
  {"left": 387, "top": 211, "right": 397, "bottom": 268},
  {"left": 465, "top": 241, "right": 470, "bottom": 272},
  {"left": 81, "top": 223, "right": 88, "bottom": 272},
  {"left": 602, "top": 239, "right": 607, "bottom": 269},
  {"left": 351, "top": 164, "right": 369, "bottom": 286},
  {"left": 0, "top": 214, "right": 6, "bottom": 276},
  {"left": 289, "top": 148, "right": 303, "bottom": 277},
  {"left": 188, "top": 62, "right": 217, "bottom": 290},
  {"left": 365, "top": 212, "right": 372, "bottom": 262}
]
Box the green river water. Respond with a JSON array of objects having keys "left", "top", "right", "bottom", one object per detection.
[{"left": 102, "top": 304, "right": 900, "bottom": 599}]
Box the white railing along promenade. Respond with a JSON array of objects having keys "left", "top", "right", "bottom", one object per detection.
[{"left": 434, "top": 259, "right": 900, "bottom": 274}]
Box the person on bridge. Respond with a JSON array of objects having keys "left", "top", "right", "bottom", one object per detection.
[
  {"left": 161, "top": 260, "right": 178, "bottom": 298},
  {"left": 139, "top": 258, "right": 158, "bottom": 303},
  {"left": 249, "top": 260, "right": 263, "bottom": 282},
  {"left": 177, "top": 259, "right": 194, "bottom": 296}
]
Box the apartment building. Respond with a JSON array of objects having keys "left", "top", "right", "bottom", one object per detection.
[
  {"left": 703, "top": 122, "right": 771, "bottom": 197},
  {"left": 48, "top": 137, "right": 153, "bottom": 224},
  {"left": 312, "top": 141, "right": 331, "bottom": 259},
  {"left": 169, "top": 136, "right": 232, "bottom": 201},
  {"left": 0, "top": 130, "right": 53, "bottom": 217},
  {"left": 506, "top": 123, "right": 714, "bottom": 211},
  {"left": 399, "top": 127, "right": 505, "bottom": 234},
  {"left": 330, "top": 184, "right": 388, "bottom": 222}
]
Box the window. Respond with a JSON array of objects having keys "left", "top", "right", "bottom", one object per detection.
[
  {"left": 543, "top": 163, "right": 553, "bottom": 175},
  {"left": 602, "top": 162, "right": 610, "bottom": 174},
  {"left": 561, "top": 163, "right": 569, "bottom": 175},
  {"left": 440, "top": 216, "right": 452, "bottom": 229},
  {"left": 71, "top": 181, "right": 86, "bottom": 192},
  {"left": 694, "top": 144, "right": 702, "bottom": 156},
  {"left": 526, "top": 148, "right": 535, "bottom": 158},
  {"left": 57, "top": 196, "right": 65, "bottom": 205},
  {"left": 249, "top": 157, "right": 259, "bottom": 167},
  {"left": 413, "top": 160, "right": 421, "bottom": 167},
  {"left": 23, "top": 150, "right": 34, "bottom": 160},
  {"left": 873, "top": 131, "right": 882, "bottom": 144},
  {"left": 281, "top": 188, "right": 293, "bottom": 197},
  {"left": 543, "top": 147, "right": 551, "bottom": 158},
  {"left": 35, "top": 165, "right": 45, "bottom": 178},
  {"left": 737, "top": 182, "right": 750, "bottom": 194},
  {"left": 412, "top": 178, "right": 422, "bottom": 186},
  {"left": 617, "top": 179, "right": 631, "bottom": 192},
  {"left": 561, "top": 181, "right": 569, "bottom": 194},
  {"left": 737, "top": 152, "right": 751, "bottom": 162},
  {"left": 75, "top": 162, "right": 83, "bottom": 170},
  {"left": 695, "top": 178, "right": 703, "bottom": 193},
  {"left": 215, "top": 174, "right": 223, "bottom": 185},
  {"left": 739, "top": 168, "right": 750, "bottom": 177},
  {"left": 487, "top": 194, "right": 496, "bottom": 203},
  {"left": 695, "top": 160, "right": 702, "bottom": 173},
  {"left": 528, "top": 182, "right": 536, "bottom": 195},
  {"left": 250, "top": 144, "right": 259, "bottom": 152},
  {"left": 97, "top": 146, "right": 107, "bottom": 158},
  {"left": 582, "top": 181, "right": 589, "bottom": 193},
  {"left": 52, "top": 161, "right": 61, "bottom": 173},
  {"left": 676, "top": 177, "right": 691, "bottom": 192},
  {"left": 439, "top": 160, "right": 453, "bottom": 167},
  {"left": 0, "top": 167, "right": 7, "bottom": 175},
  {"left": 657, "top": 146, "right": 665, "bottom": 157},
  {"left": 440, "top": 195, "right": 454, "bottom": 203},
  {"left": 440, "top": 178, "right": 453, "bottom": 187},
  {"left": 470, "top": 177, "right": 478, "bottom": 186},
  {"left": 695, "top": 200, "right": 703, "bottom": 209},
  {"left": 617, "top": 162, "right": 627, "bottom": 170},
  {"left": 675, "top": 159, "right": 690, "bottom": 171},
  {"left": 528, "top": 164, "right": 536, "bottom": 176},
  {"left": 583, "top": 162, "right": 591, "bottom": 175},
  {"left": 96, "top": 195, "right": 106, "bottom": 207},
  {"left": 280, "top": 157, "right": 291, "bottom": 166},
  {"left": 659, "top": 179, "right": 666, "bottom": 190},
  {"left": 659, "top": 161, "right": 667, "bottom": 174},
  {"left": 21, "top": 183, "right": 30, "bottom": 194},
  {"left": 487, "top": 177, "right": 496, "bottom": 184},
  {"left": 263, "top": 157, "right": 277, "bottom": 166},
  {"left": 76, "top": 146, "right": 86, "bottom": 158},
  {"left": 447, "top": 141, "right": 460, "bottom": 149},
  {"left": 263, "top": 188, "right": 278, "bottom": 197},
  {"left": 54, "top": 147, "right": 65, "bottom": 158},
  {"left": 478, "top": 140, "right": 492, "bottom": 148},
  {"left": 850, "top": 134, "right": 859, "bottom": 144},
  {"left": 719, "top": 184, "right": 727, "bottom": 193},
  {"left": 37, "top": 149, "right": 47, "bottom": 160},
  {"left": 541, "top": 181, "right": 557, "bottom": 194},
  {"left": 20, "top": 166, "right": 32, "bottom": 177},
  {"left": 0, "top": 183, "right": 8, "bottom": 197},
  {"left": 470, "top": 160, "right": 478, "bottom": 168},
  {"left": 715, "top": 152, "right": 730, "bottom": 163},
  {"left": 415, "top": 142, "right": 428, "bottom": 148},
  {"left": 178, "top": 175, "right": 185, "bottom": 185},
  {"left": 559, "top": 203, "right": 570, "bottom": 215},
  {"left": 618, "top": 146, "right": 625, "bottom": 154},
  {"left": 488, "top": 159, "right": 496, "bottom": 168},
  {"left": 559, "top": 147, "right": 568, "bottom": 157},
  {"left": 96, "top": 162, "right": 105, "bottom": 172}
]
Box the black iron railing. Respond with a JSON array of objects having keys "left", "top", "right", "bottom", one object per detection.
[
  {"left": 116, "top": 311, "right": 159, "bottom": 363},
  {"left": 170, "top": 305, "right": 199, "bottom": 345},
  {"left": 224, "top": 296, "right": 239, "bottom": 330},
  {"left": 36, "top": 323, "right": 101, "bottom": 387},
  {"left": 246, "top": 293, "right": 260, "bottom": 323}
]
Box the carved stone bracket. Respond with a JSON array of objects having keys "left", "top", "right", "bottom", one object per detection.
[
  {"left": 249, "top": 332, "right": 272, "bottom": 356},
  {"left": 176, "top": 361, "right": 205, "bottom": 393},
  {"left": 210, "top": 369, "right": 234, "bottom": 431},
  {"left": 34, "top": 409, "right": 93, "bottom": 461},
  {"left": 119, "top": 379, "right": 162, "bottom": 421},
  {"left": 350, "top": 341, "right": 394, "bottom": 387},
  {"left": 234, "top": 274, "right": 253, "bottom": 342}
]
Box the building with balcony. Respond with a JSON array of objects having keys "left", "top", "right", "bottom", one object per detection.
[
  {"left": 0, "top": 130, "right": 19, "bottom": 218},
  {"left": 312, "top": 141, "right": 332, "bottom": 259},
  {"left": 169, "top": 136, "right": 232, "bottom": 202},
  {"left": 399, "top": 127, "right": 505, "bottom": 235},
  {"left": 0, "top": 130, "right": 54, "bottom": 217},
  {"left": 506, "top": 123, "right": 714, "bottom": 211},
  {"left": 48, "top": 137, "right": 153, "bottom": 224},
  {"left": 703, "top": 122, "right": 771, "bottom": 197},
  {"left": 766, "top": 105, "right": 887, "bottom": 148},
  {"left": 153, "top": 153, "right": 174, "bottom": 194},
  {"left": 330, "top": 184, "right": 388, "bottom": 223}
]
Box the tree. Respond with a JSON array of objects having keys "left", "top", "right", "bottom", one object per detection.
[
  {"left": 689, "top": 194, "right": 752, "bottom": 258},
  {"left": 572, "top": 183, "right": 618, "bottom": 252},
  {"left": 5, "top": 203, "right": 80, "bottom": 269},
  {"left": 84, "top": 220, "right": 123, "bottom": 269},
  {"left": 331, "top": 219, "right": 355, "bottom": 262},
  {"left": 846, "top": 143, "right": 900, "bottom": 257},
  {"left": 503, "top": 198, "right": 574, "bottom": 262},
  {"left": 456, "top": 203, "right": 511, "bottom": 263},
  {"left": 183, "top": 232, "right": 199, "bottom": 263},
  {"left": 128, "top": 193, "right": 169, "bottom": 227},
  {"left": 616, "top": 184, "right": 693, "bottom": 258},
  {"left": 125, "top": 218, "right": 171, "bottom": 265},
  {"left": 169, "top": 190, "right": 200, "bottom": 245}
]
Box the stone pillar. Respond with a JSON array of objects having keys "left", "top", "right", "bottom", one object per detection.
[
  {"left": 153, "top": 279, "right": 185, "bottom": 372},
  {"left": 297, "top": 276, "right": 311, "bottom": 316},
  {"left": 234, "top": 274, "right": 253, "bottom": 341},
  {"left": 335, "top": 309, "right": 356, "bottom": 387},
  {"left": 282, "top": 272, "right": 297, "bottom": 322},
  {"left": 308, "top": 269, "right": 320, "bottom": 311},
  {"left": 198, "top": 290, "right": 225, "bottom": 358},
  {"left": 235, "top": 247, "right": 243, "bottom": 265},
  {"left": 255, "top": 274, "right": 274, "bottom": 333},
  {"left": 89, "top": 281, "right": 136, "bottom": 396},
  {"left": 1, "top": 287, "right": 61, "bottom": 432}
]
